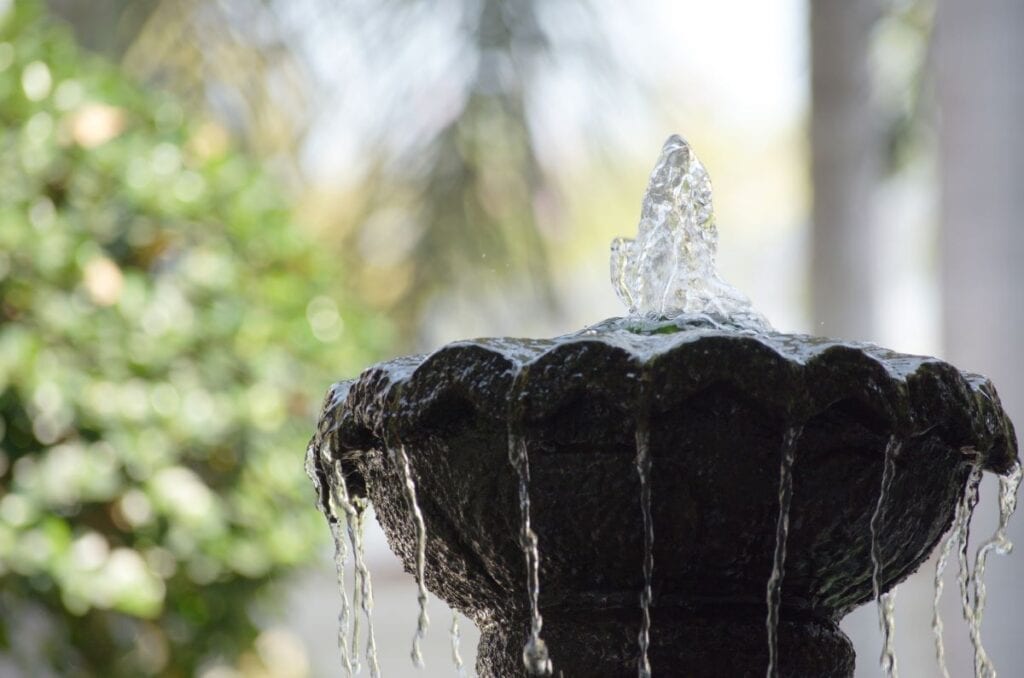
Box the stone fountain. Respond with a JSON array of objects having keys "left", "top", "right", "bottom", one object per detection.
[{"left": 307, "top": 137, "right": 1020, "bottom": 677}]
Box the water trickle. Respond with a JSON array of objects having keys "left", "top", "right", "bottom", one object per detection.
[
  {"left": 610, "top": 134, "right": 770, "bottom": 331},
  {"left": 635, "top": 420, "right": 654, "bottom": 678},
  {"left": 508, "top": 430, "right": 552, "bottom": 676},
  {"left": 870, "top": 436, "right": 902, "bottom": 678},
  {"left": 339, "top": 480, "right": 381, "bottom": 677},
  {"left": 450, "top": 612, "right": 466, "bottom": 677},
  {"left": 878, "top": 591, "right": 898, "bottom": 676},
  {"left": 350, "top": 544, "right": 363, "bottom": 676},
  {"left": 956, "top": 462, "right": 983, "bottom": 675},
  {"left": 765, "top": 426, "right": 802, "bottom": 678},
  {"left": 968, "top": 461, "right": 1022, "bottom": 677},
  {"left": 395, "top": 444, "right": 431, "bottom": 668},
  {"left": 932, "top": 463, "right": 983, "bottom": 678},
  {"left": 931, "top": 510, "right": 960, "bottom": 677},
  {"left": 305, "top": 444, "right": 355, "bottom": 676}
]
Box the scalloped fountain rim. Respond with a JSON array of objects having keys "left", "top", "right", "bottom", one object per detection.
[{"left": 331, "top": 319, "right": 1017, "bottom": 477}]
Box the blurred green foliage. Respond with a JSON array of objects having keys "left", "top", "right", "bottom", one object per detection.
[{"left": 0, "top": 2, "right": 390, "bottom": 674}]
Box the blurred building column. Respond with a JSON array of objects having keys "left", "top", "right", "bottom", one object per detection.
[
  {"left": 937, "top": 0, "right": 1024, "bottom": 673},
  {"left": 809, "top": 0, "right": 883, "bottom": 341}
]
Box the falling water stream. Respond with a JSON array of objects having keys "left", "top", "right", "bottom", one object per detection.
[
  {"left": 956, "top": 461, "right": 983, "bottom": 677},
  {"left": 306, "top": 445, "right": 355, "bottom": 676},
  {"left": 306, "top": 427, "right": 381, "bottom": 678},
  {"left": 933, "top": 463, "right": 983, "bottom": 677},
  {"left": 635, "top": 418, "right": 654, "bottom": 678},
  {"left": 350, "top": 536, "right": 363, "bottom": 676},
  {"left": 765, "top": 426, "right": 802, "bottom": 678},
  {"left": 968, "top": 461, "right": 1022, "bottom": 677},
  {"left": 870, "top": 436, "right": 902, "bottom": 678},
  {"left": 508, "top": 429, "right": 552, "bottom": 675},
  {"left": 450, "top": 612, "right": 466, "bottom": 676},
  {"left": 394, "top": 444, "right": 430, "bottom": 668},
  {"left": 931, "top": 514, "right": 959, "bottom": 678},
  {"left": 349, "top": 492, "right": 381, "bottom": 676}
]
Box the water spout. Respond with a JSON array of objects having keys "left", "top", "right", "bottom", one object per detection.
[{"left": 611, "top": 135, "right": 770, "bottom": 331}]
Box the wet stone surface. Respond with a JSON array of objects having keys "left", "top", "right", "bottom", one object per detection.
[{"left": 310, "top": 318, "right": 1018, "bottom": 677}]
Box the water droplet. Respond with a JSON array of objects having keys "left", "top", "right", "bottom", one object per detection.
[{"left": 523, "top": 636, "right": 553, "bottom": 676}]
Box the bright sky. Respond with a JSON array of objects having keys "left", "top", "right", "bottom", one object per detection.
[
  {"left": 301, "top": 0, "right": 808, "bottom": 183},
  {"left": 609, "top": 0, "right": 807, "bottom": 130}
]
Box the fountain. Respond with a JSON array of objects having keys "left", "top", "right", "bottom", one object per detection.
[{"left": 307, "top": 136, "right": 1019, "bottom": 677}]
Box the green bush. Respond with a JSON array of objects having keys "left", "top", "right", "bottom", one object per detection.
[{"left": 0, "top": 3, "right": 390, "bottom": 674}]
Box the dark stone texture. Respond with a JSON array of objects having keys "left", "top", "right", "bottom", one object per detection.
[
  {"left": 310, "top": 318, "right": 1019, "bottom": 677},
  {"left": 477, "top": 612, "right": 854, "bottom": 678}
]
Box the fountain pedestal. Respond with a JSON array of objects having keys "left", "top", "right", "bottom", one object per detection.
[
  {"left": 478, "top": 610, "right": 854, "bottom": 677},
  {"left": 311, "top": 323, "right": 1017, "bottom": 677}
]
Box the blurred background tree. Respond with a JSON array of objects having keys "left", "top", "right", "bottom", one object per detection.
[
  {"left": 0, "top": 2, "right": 389, "bottom": 674},
  {"left": 3, "top": 0, "right": 630, "bottom": 673},
  {"left": 43, "top": 0, "right": 634, "bottom": 345},
  {"left": 2, "top": 0, "right": 1022, "bottom": 676}
]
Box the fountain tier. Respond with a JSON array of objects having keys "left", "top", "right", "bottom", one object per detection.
[{"left": 309, "top": 320, "right": 1017, "bottom": 677}]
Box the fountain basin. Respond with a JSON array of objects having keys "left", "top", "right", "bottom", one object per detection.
[{"left": 310, "top": 320, "right": 1017, "bottom": 677}]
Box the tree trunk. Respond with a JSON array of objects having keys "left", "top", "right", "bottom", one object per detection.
[{"left": 810, "top": 0, "right": 882, "bottom": 341}]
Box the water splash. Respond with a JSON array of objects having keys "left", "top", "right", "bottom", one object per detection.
[
  {"left": 870, "top": 436, "right": 902, "bottom": 677},
  {"left": 394, "top": 444, "right": 431, "bottom": 667},
  {"left": 635, "top": 420, "right": 654, "bottom": 678},
  {"left": 508, "top": 430, "right": 552, "bottom": 676},
  {"left": 611, "top": 135, "right": 770, "bottom": 330},
  {"left": 450, "top": 612, "right": 466, "bottom": 677},
  {"left": 933, "top": 463, "right": 983, "bottom": 678},
  {"left": 765, "top": 426, "right": 802, "bottom": 678},
  {"left": 305, "top": 445, "right": 355, "bottom": 676},
  {"left": 968, "top": 461, "right": 1022, "bottom": 677}
]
